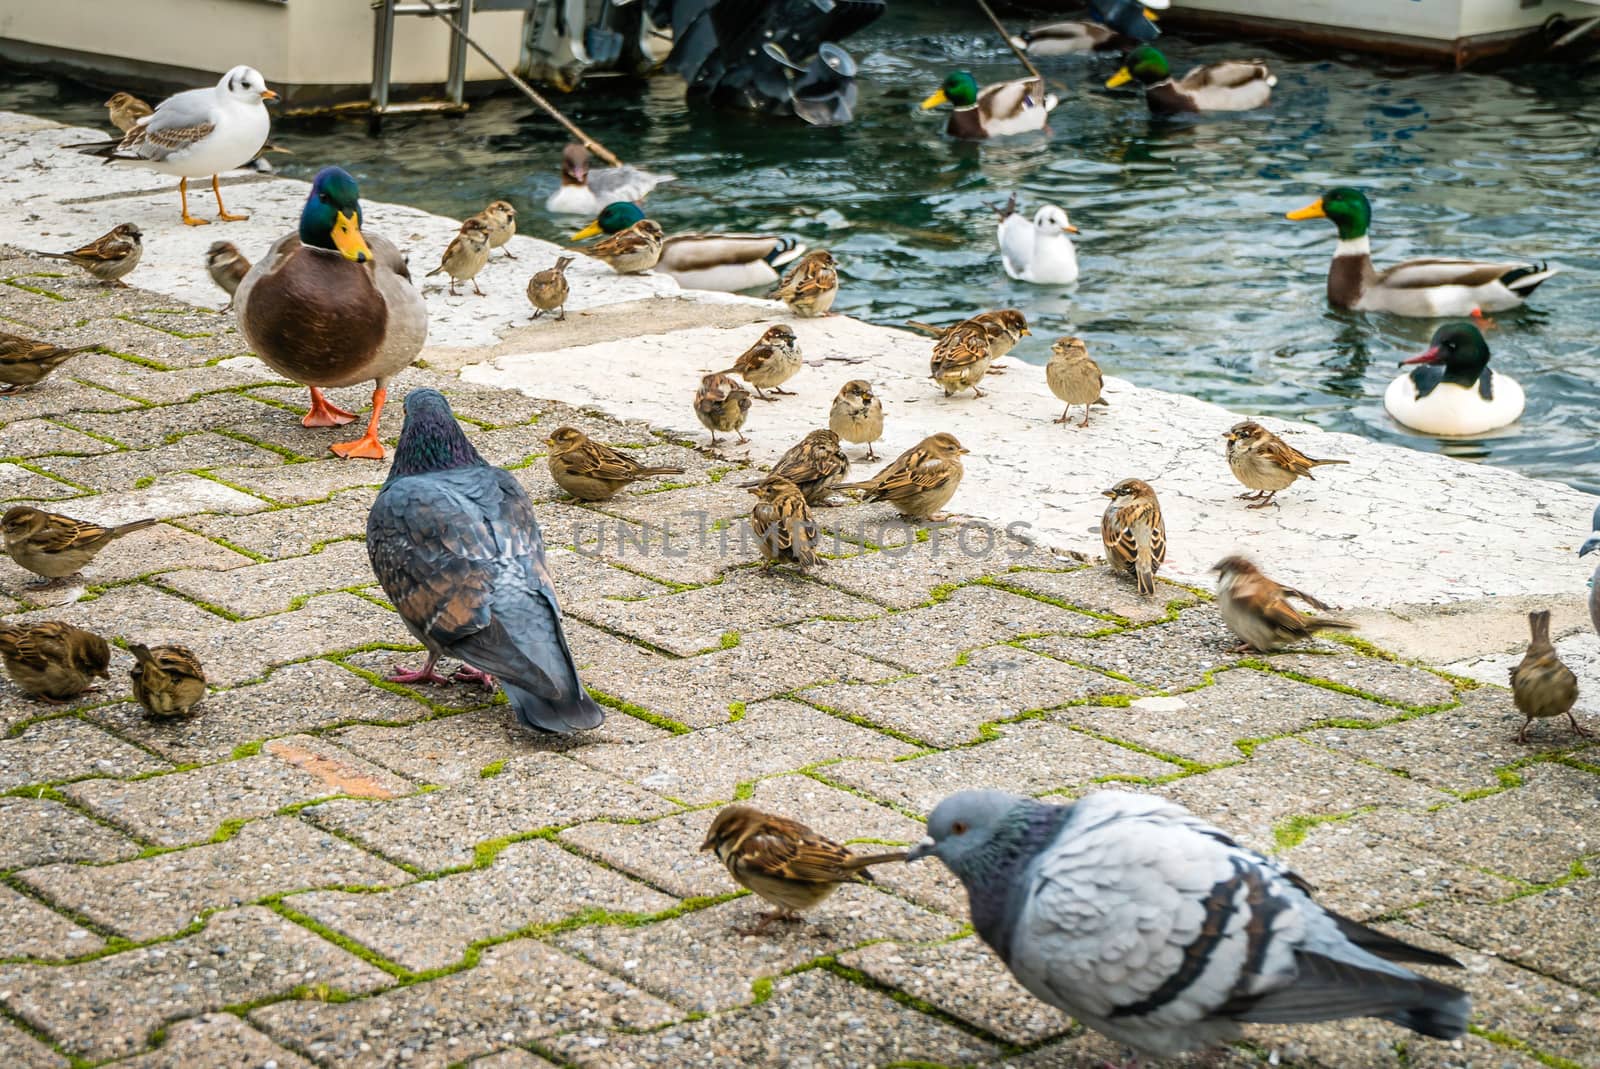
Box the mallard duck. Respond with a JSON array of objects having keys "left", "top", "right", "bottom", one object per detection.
[
  {"left": 1106, "top": 46, "right": 1274, "bottom": 114},
  {"left": 571, "top": 210, "right": 664, "bottom": 275},
  {"left": 1011, "top": 9, "right": 1161, "bottom": 56},
  {"left": 993, "top": 195, "right": 1079, "bottom": 285},
  {"left": 1384, "top": 322, "right": 1523, "bottom": 437},
  {"left": 1286, "top": 188, "right": 1558, "bottom": 317},
  {"left": 545, "top": 143, "right": 676, "bottom": 216},
  {"left": 234, "top": 166, "right": 427, "bottom": 460},
  {"left": 920, "top": 72, "right": 1058, "bottom": 139},
  {"left": 572, "top": 202, "right": 806, "bottom": 292}
]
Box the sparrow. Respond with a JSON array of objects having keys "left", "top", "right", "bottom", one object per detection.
[
  {"left": 469, "top": 200, "right": 517, "bottom": 258},
  {"left": 128, "top": 643, "right": 208, "bottom": 718},
  {"left": 104, "top": 91, "right": 153, "bottom": 133},
  {"left": 929, "top": 320, "right": 996, "bottom": 398},
  {"left": 580, "top": 218, "right": 664, "bottom": 275},
  {"left": 717, "top": 325, "right": 802, "bottom": 400},
  {"left": 748, "top": 477, "right": 824, "bottom": 571},
  {"left": 527, "top": 255, "right": 573, "bottom": 320},
  {"left": 204, "top": 241, "right": 251, "bottom": 311},
  {"left": 769, "top": 250, "right": 838, "bottom": 317},
  {"left": 700, "top": 804, "right": 906, "bottom": 934},
  {"left": 0, "top": 621, "right": 111, "bottom": 703},
  {"left": 0, "top": 331, "right": 97, "bottom": 395},
  {"left": 910, "top": 309, "right": 1030, "bottom": 372},
  {"left": 742, "top": 429, "right": 850, "bottom": 506},
  {"left": 1, "top": 506, "right": 160, "bottom": 581},
  {"left": 425, "top": 217, "right": 492, "bottom": 296},
  {"left": 1224, "top": 421, "right": 1349, "bottom": 508},
  {"left": 1509, "top": 610, "right": 1588, "bottom": 744},
  {"left": 837, "top": 432, "right": 968, "bottom": 521},
  {"left": 1046, "top": 336, "right": 1106, "bottom": 428},
  {"left": 1211, "top": 556, "right": 1356, "bottom": 653},
  {"left": 544, "top": 426, "right": 685, "bottom": 502},
  {"left": 34, "top": 223, "right": 143, "bottom": 287},
  {"left": 694, "top": 372, "right": 752, "bottom": 446},
  {"left": 1101, "top": 478, "right": 1166, "bottom": 596},
  {"left": 829, "top": 379, "right": 884, "bottom": 459}
]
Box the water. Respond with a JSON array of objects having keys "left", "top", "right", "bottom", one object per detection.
[{"left": 5, "top": 7, "right": 1599, "bottom": 489}]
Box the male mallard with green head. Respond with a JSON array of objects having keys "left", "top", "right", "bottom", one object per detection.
[
  {"left": 1286, "top": 187, "right": 1557, "bottom": 318},
  {"left": 920, "top": 71, "right": 1057, "bottom": 139},
  {"left": 1106, "top": 46, "right": 1274, "bottom": 114},
  {"left": 234, "top": 166, "right": 427, "bottom": 460},
  {"left": 575, "top": 202, "right": 806, "bottom": 292}
]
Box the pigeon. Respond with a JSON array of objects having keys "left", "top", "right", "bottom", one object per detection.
[
  {"left": 1578, "top": 502, "right": 1600, "bottom": 638},
  {"left": 909, "top": 789, "right": 1470, "bottom": 1062},
  {"left": 365, "top": 388, "right": 604, "bottom": 735}
]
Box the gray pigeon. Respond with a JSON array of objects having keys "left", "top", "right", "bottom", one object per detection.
[
  {"left": 366, "top": 388, "right": 605, "bottom": 734},
  {"left": 908, "top": 789, "right": 1469, "bottom": 1061},
  {"left": 1579, "top": 502, "right": 1600, "bottom": 638}
]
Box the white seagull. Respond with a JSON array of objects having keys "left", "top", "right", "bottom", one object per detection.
[
  {"left": 77, "top": 66, "right": 276, "bottom": 226},
  {"left": 994, "top": 195, "right": 1080, "bottom": 285}
]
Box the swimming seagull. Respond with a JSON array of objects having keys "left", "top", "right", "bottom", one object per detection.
[{"left": 74, "top": 66, "right": 276, "bottom": 227}]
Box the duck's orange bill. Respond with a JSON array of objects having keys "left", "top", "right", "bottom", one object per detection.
[
  {"left": 331, "top": 211, "right": 372, "bottom": 263},
  {"left": 1285, "top": 201, "right": 1326, "bottom": 221}
]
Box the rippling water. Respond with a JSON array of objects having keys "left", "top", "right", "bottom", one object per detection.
[{"left": 5, "top": 7, "right": 1599, "bottom": 488}]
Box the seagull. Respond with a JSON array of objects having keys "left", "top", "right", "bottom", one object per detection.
[{"left": 74, "top": 66, "right": 276, "bottom": 226}]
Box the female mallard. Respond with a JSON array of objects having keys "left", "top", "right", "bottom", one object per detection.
[
  {"left": 1385, "top": 322, "right": 1523, "bottom": 436},
  {"left": 920, "top": 71, "right": 1058, "bottom": 140},
  {"left": 234, "top": 166, "right": 427, "bottom": 460},
  {"left": 545, "top": 143, "right": 676, "bottom": 217},
  {"left": 1287, "top": 187, "right": 1557, "bottom": 317},
  {"left": 575, "top": 201, "right": 806, "bottom": 291},
  {"left": 1106, "top": 46, "right": 1274, "bottom": 113}
]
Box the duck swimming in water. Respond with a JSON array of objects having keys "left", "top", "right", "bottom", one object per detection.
[{"left": 1384, "top": 322, "right": 1523, "bottom": 437}]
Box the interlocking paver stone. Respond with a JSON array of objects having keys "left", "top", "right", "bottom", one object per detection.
[
  {"left": 1264, "top": 651, "right": 1458, "bottom": 708},
  {"left": 990, "top": 565, "right": 1201, "bottom": 624},
  {"left": 810, "top": 530, "right": 1046, "bottom": 610},
  {"left": 185, "top": 491, "right": 375, "bottom": 560},
  {"left": 0, "top": 796, "right": 138, "bottom": 869},
  {"left": 109, "top": 1013, "right": 314, "bottom": 1069},
  {"left": 154, "top": 539, "right": 376, "bottom": 617},
  {"left": 0, "top": 715, "right": 168, "bottom": 790},
  {"left": 18, "top": 816, "right": 406, "bottom": 941},
  {"left": 0, "top": 906, "right": 391, "bottom": 1061},
  {"left": 0, "top": 884, "right": 103, "bottom": 959},
  {"left": 1024, "top": 605, "right": 1244, "bottom": 692},
  {"left": 34, "top": 432, "right": 283, "bottom": 492},
  {"left": 0, "top": 1016, "right": 66, "bottom": 1069}
]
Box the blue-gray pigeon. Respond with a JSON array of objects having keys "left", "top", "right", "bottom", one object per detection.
[
  {"left": 366, "top": 388, "right": 604, "bottom": 734},
  {"left": 908, "top": 789, "right": 1469, "bottom": 1062},
  {"left": 1579, "top": 502, "right": 1600, "bottom": 638}
]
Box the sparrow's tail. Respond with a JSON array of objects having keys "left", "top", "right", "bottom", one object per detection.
[
  {"left": 843, "top": 849, "right": 909, "bottom": 883},
  {"left": 31, "top": 252, "right": 74, "bottom": 263},
  {"left": 634, "top": 466, "right": 686, "bottom": 478},
  {"left": 1310, "top": 457, "right": 1350, "bottom": 468},
  {"left": 111, "top": 517, "right": 160, "bottom": 540},
  {"left": 1306, "top": 617, "right": 1357, "bottom": 633},
  {"left": 1135, "top": 557, "right": 1155, "bottom": 596},
  {"left": 904, "top": 320, "right": 945, "bottom": 338}
]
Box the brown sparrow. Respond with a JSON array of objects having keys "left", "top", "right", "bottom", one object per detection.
[
  {"left": 104, "top": 91, "right": 153, "bottom": 133},
  {"left": 930, "top": 320, "right": 995, "bottom": 398},
  {"left": 742, "top": 429, "right": 849, "bottom": 506},
  {"left": 0, "top": 621, "right": 110, "bottom": 703},
  {"left": 0, "top": 331, "right": 97, "bottom": 395},
  {"left": 695, "top": 372, "right": 752, "bottom": 446},
  {"left": 1046, "top": 336, "right": 1106, "bottom": 427},
  {"left": 718, "top": 325, "right": 802, "bottom": 400},
  {"left": 1101, "top": 478, "right": 1166, "bottom": 596},
  {"left": 426, "top": 217, "right": 492, "bottom": 296},
  {"left": 469, "top": 200, "right": 517, "bottom": 258},
  {"left": 35, "top": 224, "right": 143, "bottom": 287},
  {"left": 580, "top": 219, "right": 664, "bottom": 275},
  {"left": 829, "top": 379, "right": 884, "bottom": 459},
  {"left": 748, "top": 477, "right": 823, "bottom": 570},
  {"left": 700, "top": 804, "right": 906, "bottom": 934},
  {"left": 1, "top": 506, "right": 160, "bottom": 581},
  {"left": 129, "top": 643, "right": 208, "bottom": 718},
  {"left": 527, "top": 255, "right": 573, "bottom": 320},
  {"left": 1509, "top": 610, "right": 1587, "bottom": 744},
  {"left": 545, "top": 426, "right": 685, "bottom": 502},
  {"left": 909, "top": 309, "right": 1030, "bottom": 369},
  {"left": 838, "top": 432, "right": 968, "bottom": 521},
  {"left": 204, "top": 241, "right": 251, "bottom": 311},
  {"left": 1223, "top": 421, "right": 1348, "bottom": 508},
  {"left": 769, "top": 250, "right": 838, "bottom": 317},
  {"left": 1211, "top": 556, "right": 1355, "bottom": 653}
]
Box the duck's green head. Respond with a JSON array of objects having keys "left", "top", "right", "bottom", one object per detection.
[
  {"left": 1107, "top": 46, "right": 1168, "bottom": 89},
  {"left": 921, "top": 71, "right": 979, "bottom": 111},
  {"left": 301, "top": 166, "right": 371, "bottom": 263},
  {"left": 1287, "top": 187, "right": 1372, "bottom": 241},
  {"left": 572, "top": 200, "right": 644, "bottom": 241}
]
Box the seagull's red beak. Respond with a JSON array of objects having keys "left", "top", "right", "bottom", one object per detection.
[{"left": 1400, "top": 345, "right": 1442, "bottom": 367}]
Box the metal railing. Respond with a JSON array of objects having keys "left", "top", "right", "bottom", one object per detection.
[{"left": 370, "top": 0, "right": 472, "bottom": 116}]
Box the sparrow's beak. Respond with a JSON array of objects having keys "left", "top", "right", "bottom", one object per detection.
[
  {"left": 261, "top": 89, "right": 279, "bottom": 103},
  {"left": 330, "top": 211, "right": 371, "bottom": 264},
  {"left": 906, "top": 836, "right": 937, "bottom": 862},
  {"left": 920, "top": 88, "right": 950, "bottom": 110},
  {"left": 1020, "top": 327, "right": 1032, "bottom": 336},
  {"left": 1106, "top": 68, "right": 1133, "bottom": 89},
  {"left": 571, "top": 220, "right": 604, "bottom": 240},
  {"left": 1580, "top": 534, "right": 1600, "bottom": 558},
  {"left": 1400, "top": 345, "right": 1442, "bottom": 367},
  {"left": 1285, "top": 200, "right": 1326, "bottom": 221},
  {"left": 959, "top": 447, "right": 971, "bottom": 455},
  {"left": 1102, "top": 488, "right": 1117, "bottom": 499}
]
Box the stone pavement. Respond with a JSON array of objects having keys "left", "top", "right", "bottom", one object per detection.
[{"left": 0, "top": 252, "right": 1597, "bottom": 1069}]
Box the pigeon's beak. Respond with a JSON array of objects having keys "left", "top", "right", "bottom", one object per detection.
[
  {"left": 1580, "top": 534, "right": 1600, "bottom": 558},
  {"left": 905, "top": 836, "right": 937, "bottom": 862}
]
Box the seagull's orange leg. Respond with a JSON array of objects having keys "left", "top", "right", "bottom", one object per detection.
[
  {"left": 303, "top": 387, "right": 357, "bottom": 427},
  {"left": 212, "top": 174, "right": 248, "bottom": 222},
  {"left": 330, "top": 386, "right": 388, "bottom": 459},
  {"left": 179, "top": 178, "right": 209, "bottom": 227}
]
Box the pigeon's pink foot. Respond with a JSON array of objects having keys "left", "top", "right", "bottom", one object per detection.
[
  {"left": 388, "top": 655, "right": 451, "bottom": 687},
  {"left": 453, "top": 664, "right": 497, "bottom": 691}
]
